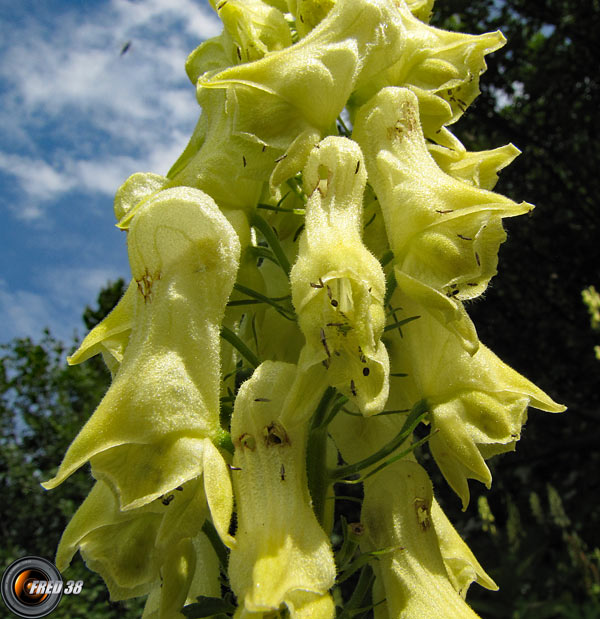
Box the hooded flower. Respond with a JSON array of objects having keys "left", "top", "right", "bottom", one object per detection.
[
  {"left": 55, "top": 478, "right": 220, "bottom": 615},
  {"left": 290, "top": 136, "right": 389, "bottom": 415},
  {"left": 347, "top": 2, "right": 505, "bottom": 142},
  {"left": 228, "top": 361, "right": 335, "bottom": 617},
  {"left": 353, "top": 86, "right": 532, "bottom": 352},
  {"left": 43, "top": 186, "right": 240, "bottom": 544},
  {"left": 362, "top": 459, "right": 488, "bottom": 618},
  {"left": 196, "top": 0, "right": 409, "bottom": 192},
  {"left": 383, "top": 290, "right": 566, "bottom": 509},
  {"left": 329, "top": 410, "right": 497, "bottom": 614}
]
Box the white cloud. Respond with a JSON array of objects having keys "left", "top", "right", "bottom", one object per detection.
[
  {"left": 0, "top": 263, "right": 129, "bottom": 344},
  {"left": 0, "top": 0, "right": 217, "bottom": 221},
  {"left": 0, "top": 153, "right": 75, "bottom": 200},
  {"left": 38, "top": 265, "right": 126, "bottom": 311},
  {"left": 0, "top": 280, "right": 53, "bottom": 342}
]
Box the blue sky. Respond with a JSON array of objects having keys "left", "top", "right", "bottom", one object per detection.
[{"left": 0, "top": 0, "right": 221, "bottom": 344}]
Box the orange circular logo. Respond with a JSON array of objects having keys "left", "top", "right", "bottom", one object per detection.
[{"left": 1, "top": 557, "right": 62, "bottom": 618}]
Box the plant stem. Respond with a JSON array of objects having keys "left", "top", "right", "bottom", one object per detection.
[
  {"left": 250, "top": 212, "right": 292, "bottom": 275},
  {"left": 219, "top": 325, "right": 260, "bottom": 369},
  {"left": 329, "top": 399, "right": 428, "bottom": 481},
  {"left": 306, "top": 387, "right": 336, "bottom": 529}
]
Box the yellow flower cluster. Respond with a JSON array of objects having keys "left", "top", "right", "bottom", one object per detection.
[{"left": 44, "top": 1, "right": 565, "bottom": 617}]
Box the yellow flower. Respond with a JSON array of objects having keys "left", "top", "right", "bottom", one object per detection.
[
  {"left": 330, "top": 411, "right": 496, "bottom": 614},
  {"left": 345, "top": 0, "right": 504, "bottom": 149},
  {"left": 196, "top": 0, "right": 406, "bottom": 187},
  {"left": 55, "top": 479, "right": 220, "bottom": 616},
  {"left": 354, "top": 86, "right": 532, "bottom": 352},
  {"left": 43, "top": 187, "right": 240, "bottom": 544},
  {"left": 362, "top": 459, "right": 488, "bottom": 618},
  {"left": 228, "top": 361, "right": 335, "bottom": 617},
  {"left": 384, "top": 291, "right": 566, "bottom": 509},
  {"left": 290, "top": 136, "right": 389, "bottom": 415}
]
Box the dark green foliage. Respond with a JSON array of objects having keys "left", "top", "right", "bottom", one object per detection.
[
  {"left": 0, "top": 279, "right": 143, "bottom": 618},
  {"left": 429, "top": 1, "right": 600, "bottom": 615},
  {"left": 182, "top": 595, "right": 236, "bottom": 618}
]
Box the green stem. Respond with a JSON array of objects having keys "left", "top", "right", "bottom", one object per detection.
[
  {"left": 286, "top": 177, "right": 307, "bottom": 204},
  {"left": 329, "top": 399, "right": 428, "bottom": 481},
  {"left": 219, "top": 325, "right": 260, "bottom": 369},
  {"left": 250, "top": 212, "right": 292, "bottom": 275},
  {"left": 233, "top": 283, "right": 295, "bottom": 321},
  {"left": 201, "top": 519, "right": 229, "bottom": 572},
  {"left": 306, "top": 387, "right": 337, "bottom": 529},
  {"left": 384, "top": 315, "right": 421, "bottom": 332},
  {"left": 335, "top": 515, "right": 363, "bottom": 571},
  {"left": 343, "top": 565, "right": 375, "bottom": 614},
  {"left": 337, "top": 113, "right": 352, "bottom": 137},
  {"left": 246, "top": 244, "right": 280, "bottom": 266},
  {"left": 257, "top": 202, "right": 305, "bottom": 215}
]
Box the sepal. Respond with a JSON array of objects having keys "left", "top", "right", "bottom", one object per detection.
[
  {"left": 362, "top": 460, "right": 483, "bottom": 618},
  {"left": 67, "top": 279, "right": 136, "bottom": 374},
  {"left": 210, "top": 0, "right": 292, "bottom": 63},
  {"left": 290, "top": 137, "right": 389, "bottom": 414},
  {"left": 431, "top": 498, "right": 498, "bottom": 598},
  {"left": 44, "top": 188, "right": 239, "bottom": 541},
  {"left": 228, "top": 361, "right": 335, "bottom": 617}
]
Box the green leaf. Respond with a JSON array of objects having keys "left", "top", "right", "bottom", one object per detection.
[{"left": 182, "top": 595, "right": 235, "bottom": 618}]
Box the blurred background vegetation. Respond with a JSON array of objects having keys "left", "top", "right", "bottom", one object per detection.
[{"left": 1, "top": 0, "right": 599, "bottom": 617}]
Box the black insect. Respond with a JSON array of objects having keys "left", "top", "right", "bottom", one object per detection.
[
  {"left": 320, "top": 328, "right": 331, "bottom": 358},
  {"left": 326, "top": 285, "right": 339, "bottom": 307}
]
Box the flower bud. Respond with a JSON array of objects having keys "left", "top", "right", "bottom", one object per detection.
[{"left": 291, "top": 136, "right": 389, "bottom": 415}]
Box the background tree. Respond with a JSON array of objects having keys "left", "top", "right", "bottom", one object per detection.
[
  {"left": 427, "top": 1, "right": 600, "bottom": 617},
  {"left": 0, "top": 278, "right": 145, "bottom": 618}
]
